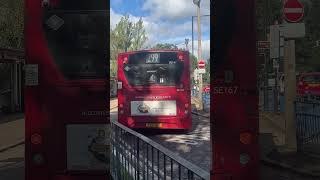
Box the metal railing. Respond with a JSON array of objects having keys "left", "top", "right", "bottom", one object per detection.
[
  {"left": 110, "top": 120, "right": 210, "bottom": 180},
  {"left": 295, "top": 100, "right": 320, "bottom": 154},
  {"left": 296, "top": 95, "right": 320, "bottom": 103}
]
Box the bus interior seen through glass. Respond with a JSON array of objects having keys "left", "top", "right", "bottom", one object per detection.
[
  {"left": 43, "top": 11, "right": 108, "bottom": 79},
  {"left": 124, "top": 52, "right": 184, "bottom": 86}
]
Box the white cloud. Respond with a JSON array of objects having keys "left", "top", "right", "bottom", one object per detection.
[
  {"left": 177, "top": 39, "right": 210, "bottom": 60},
  {"left": 110, "top": 8, "right": 122, "bottom": 29},
  {"left": 142, "top": 0, "right": 210, "bottom": 21},
  {"left": 199, "top": 40, "right": 211, "bottom": 61},
  {"left": 110, "top": 0, "right": 210, "bottom": 54}
]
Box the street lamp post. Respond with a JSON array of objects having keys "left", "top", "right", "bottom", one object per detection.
[
  {"left": 191, "top": 15, "right": 209, "bottom": 58},
  {"left": 193, "top": 0, "right": 203, "bottom": 110}
]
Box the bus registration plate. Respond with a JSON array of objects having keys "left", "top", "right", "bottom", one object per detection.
[{"left": 146, "top": 123, "right": 163, "bottom": 128}]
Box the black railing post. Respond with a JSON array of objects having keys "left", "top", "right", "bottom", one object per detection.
[
  {"left": 110, "top": 120, "right": 210, "bottom": 180},
  {"left": 136, "top": 138, "right": 140, "bottom": 180}
]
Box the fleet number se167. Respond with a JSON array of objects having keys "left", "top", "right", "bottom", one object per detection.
[{"left": 213, "top": 86, "right": 238, "bottom": 95}]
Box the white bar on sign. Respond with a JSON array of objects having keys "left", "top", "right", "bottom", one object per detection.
[
  {"left": 198, "top": 68, "right": 206, "bottom": 74},
  {"left": 284, "top": 8, "right": 303, "bottom": 13}
]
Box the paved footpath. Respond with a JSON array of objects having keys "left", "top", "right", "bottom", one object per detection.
[
  {"left": 260, "top": 111, "right": 320, "bottom": 178},
  {"left": 0, "top": 113, "right": 24, "bottom": 152}
]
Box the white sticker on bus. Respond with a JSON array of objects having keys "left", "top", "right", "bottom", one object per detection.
[
  {"left": 66, "top": 124, "right": 111, "bottom": 171},
  {"left": 130, "top": 100, "right": 177, "bottom": 116},
  {"left": 24, "top": 64, "right": 39, "bottom": 86}
]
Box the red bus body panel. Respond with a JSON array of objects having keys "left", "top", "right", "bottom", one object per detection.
[
  {"left": 25, "top": 1, "right": 109, "bottom": 179},
  {"left": 212, "top": 0, "right": 259, "bottom": 180},
  {"left": 117, "top": 50, "right": 192, "bottom": 130}
]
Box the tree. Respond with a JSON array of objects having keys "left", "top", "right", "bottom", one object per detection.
[
  {"left": 110, "top": 60, "right": 117, "bottom": 78},
  {"left": 110, "top": 15, "right": 148, "bottom": 77},
  {"left": 295, "top": 0, "right": 320, "bottom": 71},
  {"left": 110, "top": 15, "right": 148, "bottom": 56},
  {"left": 151, "top": 43, "right": 178, "bottom": 50},
  {"left": 111, "top": 15, "right": 133, "bottom": 54},
  {"left": 203, "top": 58, "right": 210, "bottom": 85},
  {"left": 130, "top": 18, "right": 148, "bottom": 51},
  {"left": 0, "top": 0, "right": 24, "bottom": 49}
]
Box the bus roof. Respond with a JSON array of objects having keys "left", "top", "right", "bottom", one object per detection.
[
  {"left": 299, "top": 72, "right": 320, "bottom": 77},
  {"left": 118, "top": 49, "right": 189, "bottom": 56}
]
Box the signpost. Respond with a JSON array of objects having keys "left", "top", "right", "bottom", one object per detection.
[
  {"left": 282, "top": 0, "right": 305, "bottom": 152},
  {"left": 198, "top": 60, "right": 206, "bottom": 74},
  {"left": 283, "top": 0, "right": 304, "bottom": 23}
]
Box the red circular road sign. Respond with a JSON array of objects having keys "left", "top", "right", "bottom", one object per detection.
[
  {"left": 284, "top": 0, "right": 304, "bottom": 23},
  {"left": 198, "top": 60, "right": 205, "bottom": 69}
]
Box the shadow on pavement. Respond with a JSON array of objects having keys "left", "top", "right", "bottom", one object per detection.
[{"left": 0, "top": 160, "right": 24, "bottom": 180}]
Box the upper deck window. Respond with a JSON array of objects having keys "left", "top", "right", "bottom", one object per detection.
[
  {"left": 43, "top": 1, "right": 107, "bottom": 79},
  {"left": 123, "top": 52, "right": 184, "bottom": 86}
]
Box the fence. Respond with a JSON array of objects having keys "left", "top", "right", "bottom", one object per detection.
[
  {"left": 202, "top": 92, "right": 210, "bottom": 112},
  {"left": 110, "top": 120, "right": 210, "bottom": 180},
  {"left": 295, "top": 100, "right": 320, "bottom": 154}
]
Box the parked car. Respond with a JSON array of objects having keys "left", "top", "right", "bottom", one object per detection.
[{"left": 297, "top": 72, "right": 320, "bottom": 96}]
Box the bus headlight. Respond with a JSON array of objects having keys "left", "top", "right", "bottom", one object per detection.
[{"left": 33, "top": 153, "right": 45, "bottom": 165}]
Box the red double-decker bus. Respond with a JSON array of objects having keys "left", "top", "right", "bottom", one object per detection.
[
  {"left": 117, "top": 50, "right": 192, "bottom": 130},
  {"left": 25, "top": 1, "right": 109, "bottom": 180}
]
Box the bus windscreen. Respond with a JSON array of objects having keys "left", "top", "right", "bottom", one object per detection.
[
  {"left": 124, "top": 52, "right": 184, "bottom": 86},
  {"left": 43, "top": 11, "right": 107, "bottom": 79}
]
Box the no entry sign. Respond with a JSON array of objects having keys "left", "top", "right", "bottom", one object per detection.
[
  {"left": 284, "top": 0, "right": 304, "bottom": 23},
  {"left": 198, "top": 60, "right": 205, "bottom": 69}
]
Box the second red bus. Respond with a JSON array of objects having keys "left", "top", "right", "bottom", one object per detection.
[{"left": 117, "top": 50, "right": 192, "bottom": 130}]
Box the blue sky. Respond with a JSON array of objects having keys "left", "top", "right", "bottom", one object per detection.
[{"left": 110, "top": 0, "right": 211, "bottom": 60}]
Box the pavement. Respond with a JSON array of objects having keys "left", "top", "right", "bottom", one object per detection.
[
  {"left": 259, "top": 111, "right": 320, "bottom": 177},
  {"left": 0, "top": 113, "right": 24, "bottom": 152},
  {"left": 1, "top": 105, "right": 320, "bottom": 178}
]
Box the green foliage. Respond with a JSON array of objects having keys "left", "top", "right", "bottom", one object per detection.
[
  {"left": 270, "top": 0, "right": 282, "bottom": 24},
  {"left": 151, "top": 43, "right": 178, "bottom": 50},
  {"left": 110, "top": 60, "right": 117, "bottom": 78},
  {"left": 295, "top": 0, "right": 320, "bottom": 71},
  {"left": 203, "top": 58, "right": 210, "bottom": 85},
  {"left": 189, "top": 53, "right": 210, "bottom": 86},
  {"left": 130, "top": 18, "right": 148, "bottom": 51},
  {"left": 110, "top": 15, "right": 148, "bottom": 76},
  {"left": 0, "top": 0, "right": 24, "bottom": 49}
]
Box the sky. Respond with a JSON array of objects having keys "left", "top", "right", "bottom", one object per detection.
[{"left": 110, "top": 0, "right": 211, "bottom": 60}]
